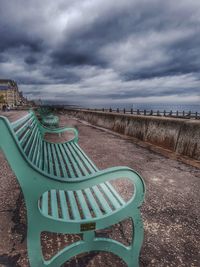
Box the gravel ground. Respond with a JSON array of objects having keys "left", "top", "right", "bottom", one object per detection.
[{"left": 0, "top": 110, "right": 200, "bottom": 267}]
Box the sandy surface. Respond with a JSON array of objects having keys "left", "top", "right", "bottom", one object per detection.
[{"left": 0, "top": 110, "right": 200, "bottom": 267}]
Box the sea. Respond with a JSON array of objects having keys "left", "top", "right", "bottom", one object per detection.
[
  {"left": 79, "top": 102, "right": 200, "bottom": 113},
  {"left": 44, "top": 101, "right": 200, "bottom": 113}
]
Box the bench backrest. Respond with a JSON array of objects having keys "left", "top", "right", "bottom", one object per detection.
[
  {"left": 11, "top": 111, "right": 44, "bottom": 168},
  {"left": 1, "top": 112, "right": 97, "bottom": 182}
]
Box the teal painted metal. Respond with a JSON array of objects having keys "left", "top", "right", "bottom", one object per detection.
[
  {"left": 37, "top": 106, "right": 52, "bottom": 117},
  {"left": 42, "top": 114, "right": 59, "bottom": 127},
  {"left": 0, "top": 111, "right": 145, "bottom": 267},
  {"left": 37, "top": 107, "right": 59, "bottom": 127}
]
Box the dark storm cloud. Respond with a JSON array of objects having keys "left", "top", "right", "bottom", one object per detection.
[
  {"left": 0, "top": 0, "right": 200, "bottom": 103},
  {"left": 42, "top": 68, "right": 81, "bottom": 84},
  {"left": 105, "top": 87, "right": 200, "bottom": 99},
  {"left": 51, "top": 3, "right": 164, "bottom": 67},
  {"left": 24, "top": 56, "right": 38, "bottom": 65},
  {"left": 0, "top": 22, "right": 44, "bottom": 53}
]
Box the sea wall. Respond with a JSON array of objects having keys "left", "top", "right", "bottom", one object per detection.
[{"left": 67, "top": 110, "right": 200, "bottom": 160}]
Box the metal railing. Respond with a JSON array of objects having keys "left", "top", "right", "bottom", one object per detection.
[{"left": 84, "top": 108, "right": 200, "bottom": 119}]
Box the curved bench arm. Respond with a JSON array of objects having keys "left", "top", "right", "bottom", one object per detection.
[
  {"left": 68, "top": 166, "right": 145, "bottom": 207},
  {"left": 37, "top": 166, "right": 145, "bottom": 207},
  {"left": 29, "top": 110, "right": 79, "bottom": 143},
  {"left": 39, "top": 124, "right": 79, "bottom": 143}
]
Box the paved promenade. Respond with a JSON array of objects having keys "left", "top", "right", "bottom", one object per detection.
[{"left": 0, "top": 111, "right": 199, "bottom": 267}]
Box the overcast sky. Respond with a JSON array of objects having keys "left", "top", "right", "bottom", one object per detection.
[{"left": 0, "top": 0, "right": 200, "bottom": 106}]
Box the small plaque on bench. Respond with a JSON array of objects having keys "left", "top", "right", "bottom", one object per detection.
[{"left": 81, "top": 222, "right": 96, "bottom": 231}]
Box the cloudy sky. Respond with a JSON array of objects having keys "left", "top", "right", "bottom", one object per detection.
[{"left": 0, "top": 0, "right": 200, "bottom": 106}]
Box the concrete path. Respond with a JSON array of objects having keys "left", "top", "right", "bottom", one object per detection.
[{"left": 0, "top": 111, "right": 199, "bottom": 267}]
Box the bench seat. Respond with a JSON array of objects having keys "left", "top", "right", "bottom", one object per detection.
[{"left": 39, "top": 182, "right": 125, "bottom": 222}]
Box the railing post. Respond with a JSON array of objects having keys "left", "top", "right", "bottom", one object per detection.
[
  {"left": 183, "top": 110, "right": 185, "bottom": 117},
  {"left": 102, "top": 108, "right": 104, "bottom": 112},
  {"left": 117, "top": 108, "right": 119, "bottom": 113},
  {"left": 131, "top": 108, "right": 133, "bottom": 114},
  {"left": 123, "top": 108, "right": 126, "bottom": 114},
  {"left": 137, "top": 109, "right": 140, "bottom": 115},
  {"left": 109, "top": 107, "right": 112, "bottom": 112},
  {"left": 169, "top": 110, "right": 172, "bottom": 116},
  {"left": 195, "top": 112, "right": 198, "bottom": 119},
  {"left": 150, "top": 110, "right": 153, "bottom": 116},
  {"left": 144, "top": 110, "right": 146, "bottom": 116},
  {"left": 157, "top": 110, "right": 160, "bottom": 116},
  {"left": 176, "top": 111, "right": 178, "bottom": 117}
]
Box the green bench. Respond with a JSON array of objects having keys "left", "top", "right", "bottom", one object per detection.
[
  {"left": 37, "top": 107, "right": 59, "bottom": 127},
  {"left": 37, "top": 106, "right": 52, "bottom": 117},
  {"left": 0, "top": 111, "right": 145, "bottom": 267},
  {"left": 42, "top": 114, "right": 59, "bottom": 127}
]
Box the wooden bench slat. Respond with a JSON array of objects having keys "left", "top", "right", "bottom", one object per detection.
[
  {"left": 41, "top": 192, "right": 49, "bottom": 216},
  {"left": 76, "top": 190, "right": 92, "bottom": 219},
  {"left": 62, "top": 144, "right": 81, "bottom": 177},
  {"left": 27, "top": 129, "right": 40, "bottom": 161},
  {"left": 99, "top": 183, "right": 122, "bottom": 210},
  {"left": 38, "top": 138, "right": 44, "bottom": 169},
  {"left": 66, "top": 143, "right": 85, "bottom": 176},
  {"left": 21, "top": 121, "right": 35, "bottom": 148},
  {"left": 55, "top": 144, "right": 68, "bottom": 177},
  {"left": 47, "top": 143, "right": 54, "bottom": 175},
  {"left": 92, "top": 185, "right": 113, "bottom": 214},
  {"left": 73, "top": 143, "right": 99, "bottom": 172},
  {"left": 15, "top": 117, "right": 33, "bottom": 137},
  {"left": 59, "top": 191, "right": 69, "bottom": 220},
  {"left": 23, "top": 123, "right": 38, "bottom": 154},
  {"left": 11, "top": 113, "right": 32, "bottom": 129},
  {"left": 31, "top": 132, "right": 41, "bottom": 164},
  {"left": 60, "top": 144, "right": 76, "bottom": 178},
  {"left": 67, "top": 143, "right": 90, "bottom": 176},
  {"left": 83, "top": 188, "right": 104, "bottom": 217},
  {"left": 67, "top": 191, "right": 81, "bottom": 220},
  {"left": 43, "top": 141, "right": 49, "bottom": 173},
  {"left": 19, "top": 127, "right": 31, "bottom": 146},
  {"left": 71, "top": 143, "right": 98, "bottom": 174},
  {"left": 51, "top": 144, "right": 61, "bottom": 177},
  {"left": 105, "top": 182, "right": 126, "bottom": 205},
  {"left": 35, "top": 137, "right": 42, "bottom": 168},
  {"left": 50, "top": 190, "right": 59, "bottom": 218}
]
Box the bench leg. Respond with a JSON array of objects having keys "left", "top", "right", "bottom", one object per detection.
[
  {"left": 25, "top": 211, "right": 143, "bottom": 267},
  {"left": 127, "top": 209, "right": 144, "bottom": 267},
  {"left": 27, "top": 226, "right": 45, "bottom": 267}
]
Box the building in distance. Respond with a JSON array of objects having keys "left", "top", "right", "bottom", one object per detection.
[{"left": 0, "top": 79, "right": 28, "bottom": 109}]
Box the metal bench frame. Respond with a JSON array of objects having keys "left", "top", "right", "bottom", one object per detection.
[
  {"left": 42, "top": 114, "right": 59, "bottom": 128},
  {"left": 37, "top": 107, "right": 59, "bottom": 127},
  {"left": 0, "top": 111, "right": 145, "bottom": 267}
]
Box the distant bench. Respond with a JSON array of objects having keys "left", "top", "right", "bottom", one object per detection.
[
  {"left": 37, "top": 107, "right": 59, "bottom": 127},
  {"left": 42, "top": 114, "right": 59, "bottom": 127},
  {"left": 0, "top": 111, "right": 145, "bottom": 267}
]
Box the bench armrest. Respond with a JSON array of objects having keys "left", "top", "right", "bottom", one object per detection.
[
  {"left": 39, "top": 125, "right": 79, "bottom": 142},
  {"left": 29, "top": 110, "right": 79, "bottom": 142},
  {"left": 71, "top": 166, "right": 146, "bottom": 207},
  {"left": 36, "top": 166, "right": 145, "bottom": 207}
]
